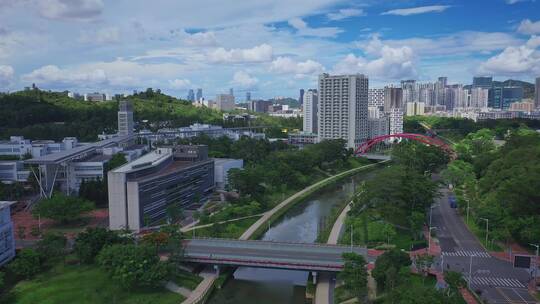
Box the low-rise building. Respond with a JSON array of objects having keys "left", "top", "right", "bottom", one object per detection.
[
  {"left": 0, "top": 161, "right": 30, "bottom": 183},
  {"left": 288, "top": 132, "right": 319, "bottom": 148},
  {"left": 213, "top": 158, "right": 243, "bottom": 190},
  {"left": 0, "top": 202, "right": 15, "bottom": 267},
  {"left": 108, "top": 146, "right": 214, "bottom": 231}
]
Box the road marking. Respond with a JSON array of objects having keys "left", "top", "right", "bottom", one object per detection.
[
  {"left": 466, "top": 277, "right": 525, "bottom": 288},
  {"left": 442, "top": 250, "right": 491, "bottom": 258},
  {"left": 511, "top": 288, "right": 528, "bottom": 303}
]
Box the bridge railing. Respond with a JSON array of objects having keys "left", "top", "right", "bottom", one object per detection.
[{"left": 184, "top": 237, "right": 367, "bottom": 249}]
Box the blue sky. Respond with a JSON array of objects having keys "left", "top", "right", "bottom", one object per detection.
[{"left": 0, "top": 0, "right": 539, "bottom": 100}]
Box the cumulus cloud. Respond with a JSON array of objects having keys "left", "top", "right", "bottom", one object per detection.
[
  {"left": 381, "top": 5, "right": 451, "bottom": 16},
  {"left": 79, "top": 27, "right": 121, "bottom": 44},
  {"left": 269, "top": 57, "right": 324, "bottom": 76},
  {"left": 183, "top": 31, "right": 218, "bottom": 47},
  {"left": 168, "top": 78, "right": 192, "bottom": 89},
  {"left": 22, "top": 65, "right": 107, "bottom": 86},
  {"left": 231, "top": 71, "right": 258, "bottom": 89},
  {"left": 479, "top": 36, "right": 540, "bottom": 75},
  {"left": 327, "top": 8, "right": 365, "bottom": 20},
  {"left": 207, "top": 44, "right": 273, "bottom": 63},
  {"left": 0, "top": 65, "right": 15, "bottom": 89},
  {"left": 288, "top": 18, "right": 343, "bottom": 37},
  {"left": 517, "top": 19, "right": 540, "bottom": 35},
  {"left": 37, "top": 0, "right": 104, "bottom": 20},
  {"left": 333, "top": 37, "right": 416, "bottom": 79}
]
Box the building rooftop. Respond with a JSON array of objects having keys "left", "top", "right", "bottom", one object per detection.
[
  {"left": 213, "top": 158, "right": 242, "bottom": 165},
  {"left": 112, "top": 148, "right": 172, "bottom": 173},
  {"left": 75, "top": 154, "right": 112, "bottom": 163}
]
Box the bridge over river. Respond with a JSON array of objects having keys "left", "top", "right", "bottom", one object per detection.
[{"left": 182, "top": 238, "right": 367, "bottom": 272}]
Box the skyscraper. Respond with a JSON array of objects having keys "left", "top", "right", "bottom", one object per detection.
[
  {"left": 299, "top": 89, "right": 305, "bottom": 105},
  {"left": 187, "top": 89, "right": 195, "bottom": 102},
  {"left": 246, "top": 92, "right": 251, "bottom": 102},
  {"left": 472, "top": 76, "right": 493, "bottom": 89},
  {"left": 401, "top": 80, "right": 416, "bottom": 103},
  {"left": 368, "top": 88, "right": 385, "bottom": 109},
  {"left": 534, "top": 77, "right": 540, "bottom": 109},
  {"left": 318, "top": 73, "right": 369, "bottom": 149},
  {"left": 118, "top": 100, "right": 134, "bottom": 136},
  {"left": 384, "top": 87, "right": 403, "bottom": 112},
  {"left": 196, "top": 88, "right": 203, "bottom": 101},
  {"left": 302, "top": 89, "right": 318, "bottom": 134}
]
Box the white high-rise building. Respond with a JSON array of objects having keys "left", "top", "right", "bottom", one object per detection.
[
  {"left": 318, "top": 73, "right": 369, "bottom": 149},
  {"left": 406, "top": 102, "right": 425, "bottom": 116},
  {"left": 302, "top": 89, "right": 318, "bottom": 134},
  {"left": 388, "top": 108, "right": 403, "bottom": 135},
  {"left": 368, "top": 88, "right": 385, "bottom": 108},
  {"left": 118, "top": 100, "right": 134, "bottom": 136},
  {"left": 215, "top": 94, "right": 235, "bottom": 111},
  {"left": 470, "top": 87, "right": 489, "bottom": 109}
]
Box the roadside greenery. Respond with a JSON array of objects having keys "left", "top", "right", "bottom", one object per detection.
[
  {"left": 339, "top": 252, "right": 368, "bottom": 301},
  {"left": 32, "top": 193, "right": 94, "bottom": 224}
]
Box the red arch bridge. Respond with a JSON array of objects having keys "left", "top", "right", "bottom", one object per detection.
[{"left": 354, "top": 133, "right": 454, "bottom": 159}]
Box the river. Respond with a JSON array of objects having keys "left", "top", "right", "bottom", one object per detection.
[{"left": 207, "top": 171, "right": 375, "bottom": 304}]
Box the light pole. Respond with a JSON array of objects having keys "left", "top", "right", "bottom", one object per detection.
[
  {"left": 429, "top": 227, "right": 437, "bottom": 252},
  {"left": 480, "top": 218, "right": 489, "bottom": 249},
  {"left": 530, "top": 243, "right": 539, "bottom": 282},
  {"left": 468, "top": 254, "right": 476, "bottom": 289},
  {"left": 350, "top": 224, "right": 354, "bottom": 252}
]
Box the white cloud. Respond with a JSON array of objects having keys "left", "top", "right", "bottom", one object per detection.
[
  {"left": 269, "top": 57, "right": 324, "bottom": 76},
  {"left": 288, "top": 18, "right": 343, "bottom": 37},
  {"left": 381, "top": 5, "right": 451, "bottom": 16},
  {"left": 79, "top": 27, "right": 121, "bottom": 44},
  {"left": 517, "top": 19, "right": 540, "bottom": 35},
  {"left": 207, "top": 44, "right": 273, "bottom": 63},
  {"left": 327, "top": 8, "right": 365, "bottom": 20},
  {"left": 168, "top": 78, "right": 192, "bottom": 89},
  {"left": 506, "top": 0, "right": 532, "bottom": 4},
  {"left": 333, "top": 37, "right": 416, "bottom": 79},
  {"left": 231, "top": 70, "right": 258, "bottom": 88},
  {"left": 37, "top": 0, "right": 104, "bottom": 20},
  {"left": 479, "top": 36, "right": 540, "bottom": 75},
  {"left": 0, "top": 65, "right": 14, "bottom": 89},
  {"left": 184, "top": 31, "right": 218, "bottom": 47},
  {"left": 22, "top": 65, "right": 108, "bottom": 86}
]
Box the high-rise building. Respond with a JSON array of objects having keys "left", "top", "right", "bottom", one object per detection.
[
  {"left": 118, "top": 100, "right": 134, "bottom": 136},
  {"left": 368, "top": 88, "right": 385, "bottom": 109},
  {"left": 489, "top": 86, "right": 523, "bottom": 109},
  {"left": 187, "top": 89, "right": 195, "bottom": 102},
  {"left": 215, "top": 94, "right": 235, "bottom": 111},
  {"left": 418, "top": 83, "right": 436, "bottom": 106},
  {"left": 299, "top": 89, "right": 305, "bottom": 105},
  {"left": 384, "top": 87, "right": 403, "bottom": 112},
  {"left": 435, "top": 77, "right": 447, "bottom": 106},
  {"left": 302, "top": 89, "right": 318, "bottom": 134},
  {"left": 229, "top": 88, "right": 234, "bottom": 96},
  {"left": 472, "top": 76, "right": 493, "bottom": 89},
  {"left": 388, "top": 108, "right": 404, "bottom": 135},
  {"left": 401, "top": 80, "right": 416, "bottom": 103},
  {"left": 534, "top": 77, "right": 540, "bottom": 109},
  {"left": 246, "top": 92, "right": 251, "bottom": 102},
  {"left": 196, "top": 88, "right": 203, "bottom": 101},
  {"left": 318, "top": 73, "right": 369, "bottom": 149},
  {"left": 470, "top": 88, "right": 489, "bottom": 109},
  {"left": 406, "top": 102, "right": 425, "bottom": 116}
]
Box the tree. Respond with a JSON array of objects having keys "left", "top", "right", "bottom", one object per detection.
[
  {"left": 106, "top": 153, "right": 127, "bottom": 171},
  {"left": 97, "top": 244, "right": 169, "bottom": 289},
  {"left": 372, "top": 249, "right": 411, "bottom": 290},
  {"left": 79, "top": 179, "right": 107, "bottom": 208},
  {"left": 444, "top": 271, "right": 466, "bottom": 295},
  {"left": 74, "top": 227, "right": 126, "bottom": 264},
  {"left": 338, "top": 252, "right": 368, "bottom": 301},
  {"left": 36, "top": 233, "right": 67, "bottom": 265},
  {"left": 7, "top": 248, "right": 43, "bottom": 279},
  {"left": 415, "top": 254, "right": 434, "bottom": 278},
  {"left": 32, "top": 193, "right": 94, "bottom": 224}
]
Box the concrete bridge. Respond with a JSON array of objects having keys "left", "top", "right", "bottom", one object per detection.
[{"left": 182, "top": 238, "right": 367, "bottom": 272}]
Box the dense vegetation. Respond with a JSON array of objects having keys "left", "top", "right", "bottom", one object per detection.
[{"left": 0, "top": 88, "right": 300, "bottom": 141}]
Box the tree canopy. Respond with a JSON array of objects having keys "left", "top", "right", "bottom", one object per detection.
[{"left": 32, "top": 193, "right": 94, "bottom": 224}]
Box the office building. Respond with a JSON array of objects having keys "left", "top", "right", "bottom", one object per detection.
[
  {"left": 299, "top": 89, "right": 305, "bottom": 105},
  {"left": 534, "top": 77, "right": 540, "bottom": 109},
  {"left": 0, "top": 202, "right": 15, "bottom": 267},
  {"left": 196, "top": 88, "right": 203, "bottom": 101},
  {"left": 118, "top": 100, "right": 134, "bottom": 136},
  {"left": 318, "top": 73, "right": 369, "bottom": 149},
  {"left": 0, "top": 136, "right": 79, "bottom": 159},
  {"left": 406, "top": 102, "right": 425, "bottom": 116},
  {"left": 389, "top": 108, "right": 404, "bottom": 134},
  {"left": 215, "top": 94, "right": 235, "bottom": 111},
  {"left": 214, "top": 158, "right": 243, "bottom": 190},
  {"left": 108, "top": 146, "right": 214, "bottom": 231},
  {"left": 187, "top": 89, "right": 195, "bottom": 102},
  {"left": 384, "top": 87, "right": 403, "bottom": 112},
  {"left": 489, "top": 86, "right": 524, "bottom": 109},
  {"left": 473, "top": 76, "right": 493, "bottom": 89},
  {"left": 0, "top": 161, "right": 30, "bottom": 183},
  {"left": 246, "top": 92, "right": 251, "bottom": 102},
  {"left": 368, "top": 88, "right": 385, "bottom": 109},
  {"left": 302, "top": 89, "right": 318, "bottom": 134}
]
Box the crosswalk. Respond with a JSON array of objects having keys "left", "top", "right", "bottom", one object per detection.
[
  {"left": 441, "top": 250, "right": 491, "bottom": 258},
  {"left": 465, "top": 276, "right": 525, "bottom": 288}
]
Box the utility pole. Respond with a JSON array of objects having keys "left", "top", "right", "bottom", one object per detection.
[
  {"left": 468, "top": 254, "right": 476, "bottom": 289},
  {"left": 466, "top": 199, "right": 470, "bottom": 225},
  {"left": 480, "top": 218, "right": 489, "bottom": 249}
]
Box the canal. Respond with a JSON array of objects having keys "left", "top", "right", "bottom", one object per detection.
[{"left": 207, "top": 170, "right": 376, "bottom": 304}]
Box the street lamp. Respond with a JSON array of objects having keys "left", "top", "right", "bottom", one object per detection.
[
  {"left": 429, "top": 227, "right": 437, "bottom": 252},
  {"left": 468, "top": 253, "right": 477, "bottom": 289},
  {"left": 479, "top": 218, "right": 489, "bottom": 249},
  {"left": 530, "top": 243, "right": 539, "bottom": 282}
]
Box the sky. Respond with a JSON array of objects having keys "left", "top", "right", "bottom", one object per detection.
[{"left": 0, "top": 0, "right": 539, "bottom": 100}]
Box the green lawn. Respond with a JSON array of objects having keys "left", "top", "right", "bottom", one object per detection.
[
  {"left": 171, "top": 270, "right": 203, "bottom": 290},
  {"left": 3, "top": 264, "right": 184, "bottom": 304},
  {"left": 191, "top": 218, "right": 259, "bottom": 238}
]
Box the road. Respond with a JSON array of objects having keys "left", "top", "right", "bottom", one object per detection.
[{"left": 432, "top": 186, "right": 538, "bottom": 304}]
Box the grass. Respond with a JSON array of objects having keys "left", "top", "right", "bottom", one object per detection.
[
  {"left": 171, "top": 270, "right": 203, "bottom": 291},
  {"left": 3, "top": 264, "right": 183, "bottom": 304},
  {"left": 460, "top": 211, "right": 503, "bottom": 252},
  {"left": 191, "top": 218, "right": 259, "bottom": 239}
]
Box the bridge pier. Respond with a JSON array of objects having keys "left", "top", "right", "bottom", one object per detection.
[
  {"left": 213, "top": 265, "right": 220, "bottom": 275},
  {"left": 311, "top": 271, "right": 318, "bottom": 284}
]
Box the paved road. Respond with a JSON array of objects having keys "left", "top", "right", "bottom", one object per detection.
[
  {"left": 183, "top": 238, "right": 366, "bottom": 272},
  {"left": 432, "top": 187, "right": 538, "bottom": 304}
]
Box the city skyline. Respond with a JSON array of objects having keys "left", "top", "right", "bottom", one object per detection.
[{"left": 0, "top": 0, "right": 540, "bottom": 99}]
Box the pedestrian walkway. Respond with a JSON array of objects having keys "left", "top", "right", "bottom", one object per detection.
[
  {"left": 442, "top": 250, "right": 490, "bottom": 258},
  {"left": 465, "top": 276, "right": 526, "bottom": 288}
]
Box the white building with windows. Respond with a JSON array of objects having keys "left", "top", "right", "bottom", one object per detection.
[
  {"left": 389, "top": 108, "right": 404, "bottom": 134},
  {"left": 318, "top": 73, "right": 369, "bottom": 149},
  {"left": 0, "top": 161, "right": 30, "bottom": 183},
  {"left": 302, "top": 89, "right": 318, "bottom": 134},
  {"left": 118, "top": 100, "right": 134, "bottom": 136},
  {"left": 215, "top": 94, "right": 235, "bottom": 111},
  {"left": 368, "top": 88, "right": 385, "bottom": 108},
  {"left": 0, "top": 202, "right": 15, "bottom": 267}
]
